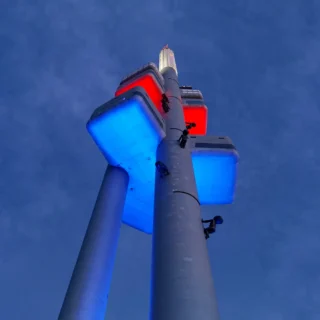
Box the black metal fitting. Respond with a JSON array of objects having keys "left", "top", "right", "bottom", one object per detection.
[
  {"left": 178, "top": 123, "right": 196, "bottom": 149},
  {"left": 155, "top": 161, "right": 170, "bottom": 178},
  {"left": 161, "top": 94, "right": 170, "bottom": 113},
  {"left": 178, "top": 129, "right": 189, "bottom": 148},
  {"left": 186, "top": 122, "right": 196, "bottom": 130},
  {"left": 202, "top": 216, "right": 223, "bottom": 240}
]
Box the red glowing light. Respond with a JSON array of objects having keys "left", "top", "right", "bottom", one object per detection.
[
  {"left": 115, "top": 74, "right": 163, "bottom": 113},
  {"left": 183, "top": 105, "right": 208, "bottom": 135},
  {"left": 115, "top": 73, "right": 207, "bottom": 135}
]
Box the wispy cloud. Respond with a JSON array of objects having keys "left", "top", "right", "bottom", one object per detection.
[{"left": 1, "top": 0, "right": 320, "bottom": 319}]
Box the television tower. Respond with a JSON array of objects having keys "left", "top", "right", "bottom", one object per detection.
[{"left": 58, "top": 45, "right": 238, "bottom": 320}]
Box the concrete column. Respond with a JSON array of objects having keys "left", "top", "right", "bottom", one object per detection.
[
  {"left": 150, "top": 66, "right": 220, "bottom": 320},
  {"left": 59, "top": 165, "right": 129, "bottom": 320}
]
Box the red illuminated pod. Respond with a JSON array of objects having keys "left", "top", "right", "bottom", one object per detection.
[
  {"left": 115, "top": 70, "right": 207, "bottom": 135},
  {"left": 115, "top": 74, "right": 163, "bottom": 112},
  {"left": 183, "top": 105, "right": 208, "bottom": 135}
]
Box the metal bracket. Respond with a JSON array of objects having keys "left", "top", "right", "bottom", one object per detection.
[{"left": 155, "top": 161, "right": 170, "bottom": 178}]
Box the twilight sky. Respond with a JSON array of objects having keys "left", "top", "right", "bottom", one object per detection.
[{"left": 1, "top": 0, "right": 320, "bottom": 319}]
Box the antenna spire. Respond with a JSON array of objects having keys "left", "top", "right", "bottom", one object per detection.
[{"left": 159, "top": 45, "right": 178, "bottom": 75}]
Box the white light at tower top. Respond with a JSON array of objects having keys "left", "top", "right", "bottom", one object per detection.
[{"left": 159, "top": 44, "right": 178, "bottom": 75}]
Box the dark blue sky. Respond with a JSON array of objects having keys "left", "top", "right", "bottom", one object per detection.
[{"left": 1, "top": 1, "right": 320, "bottom": 319}]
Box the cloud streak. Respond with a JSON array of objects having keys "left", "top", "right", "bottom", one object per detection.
[{"left": 0, "top": 0, "right": 320, "bottom": 319}]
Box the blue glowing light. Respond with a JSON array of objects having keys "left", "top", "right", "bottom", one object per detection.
[
  {"left": 191, "top": 150, "right": 238, "bottom": 205},
  {"left": 87, "top": 88, "right": 238, "bottom": 234},
  {"left": 87, "top": 87, "right": 165, "bottom": 234}
]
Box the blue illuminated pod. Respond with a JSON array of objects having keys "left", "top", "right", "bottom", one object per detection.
[
  {"left": 87, "top": 87, "right": 166, "bottom": 233},
  {"left": 190, "top": 136, "right": 239, "bottom": 204}
]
